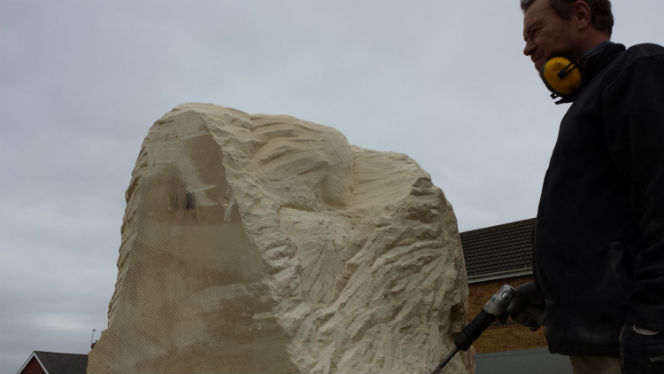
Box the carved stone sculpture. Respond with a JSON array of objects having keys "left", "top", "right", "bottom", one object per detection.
[{"left": 87, "top": 103, "right": 472, "bottom": 373}]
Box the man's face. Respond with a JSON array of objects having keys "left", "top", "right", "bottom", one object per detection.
[{"left": 523, "top": 0, "right": 579, "bottom": 71}]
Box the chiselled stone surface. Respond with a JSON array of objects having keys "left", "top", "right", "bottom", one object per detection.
[{"left": 88, "top": 103, "right": 473, "bottom": 373}]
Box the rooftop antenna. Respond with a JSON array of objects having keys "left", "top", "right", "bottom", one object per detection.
[{"left": 90, "top": 329, "right": 97, "bottom": 348}]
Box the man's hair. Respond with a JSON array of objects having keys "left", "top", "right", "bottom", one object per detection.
[{"left": 520, "top": 0, "right": 614, "bottom": 36}]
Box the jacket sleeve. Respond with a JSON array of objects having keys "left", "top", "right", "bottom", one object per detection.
[{"left": 603, "top": 52, "right": 664, "bottom": 331}]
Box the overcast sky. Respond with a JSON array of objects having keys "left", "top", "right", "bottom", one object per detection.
[{"left": 1, "top": 1, "right": 663, "bottom": 372}]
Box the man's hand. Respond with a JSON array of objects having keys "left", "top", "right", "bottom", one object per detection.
[
  {"left": 505, "top": 281, "right": 546, "bottom": 331},
  {"left": 620, "top": 323, "right": 664, "bottom": 374}
]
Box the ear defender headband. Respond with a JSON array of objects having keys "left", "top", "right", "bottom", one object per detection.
[{"left": 540, "top": 56, "right": 582, "bottom": 104}]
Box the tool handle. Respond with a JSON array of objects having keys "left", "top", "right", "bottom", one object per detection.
[{"left": 453, "top": 310, "right": 496, "bottom": 351}]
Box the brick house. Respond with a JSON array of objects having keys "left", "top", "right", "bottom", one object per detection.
[
  {"left": 460, "top": 218, "right": 573, "bottom": 373},
  {"left": 16, "top": 351, "right": 87, "bottom": 374}
]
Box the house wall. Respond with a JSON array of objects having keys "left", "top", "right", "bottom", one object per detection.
[
  {"left": 468, "top": 276, "right": 548, "bottom": 353},
  {"left": 20, "top": 358, "right": 45, "bottom": 374}
]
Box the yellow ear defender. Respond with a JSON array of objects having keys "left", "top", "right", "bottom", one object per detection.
[{"left": 540, "top": 56, "right": 582, "bottom": 103}]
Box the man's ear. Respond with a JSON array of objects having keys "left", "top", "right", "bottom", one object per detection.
[{"left": 571, "top": 0, "right": 592, "bottom": 30}]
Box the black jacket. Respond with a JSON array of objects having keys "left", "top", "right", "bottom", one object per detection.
[{"left": 534, "top": 41, "right": 664, "bottom": 356}]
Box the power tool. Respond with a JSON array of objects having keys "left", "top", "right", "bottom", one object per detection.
[{"left": 431, "top": 284, "right": 516, "bottom": 374}]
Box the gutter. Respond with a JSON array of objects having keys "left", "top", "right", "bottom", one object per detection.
[{"left": 468, "top": 268, "right": 533, "bottom": 284}]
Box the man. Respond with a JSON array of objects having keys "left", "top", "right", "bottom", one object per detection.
[{"left": 509, "top": 0, "right": 664, "bottom": 373}]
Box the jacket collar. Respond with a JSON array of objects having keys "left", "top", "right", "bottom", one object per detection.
[
  {"left": 559, "top": 41, "right": 626, "bottom": 103},
  {"left": 579, "top": 41, "right": 625, "bottom": 85}
]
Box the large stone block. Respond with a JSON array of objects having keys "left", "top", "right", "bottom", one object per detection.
[{"left": 88, "top": 103, "right": 472, "bottom": 373}]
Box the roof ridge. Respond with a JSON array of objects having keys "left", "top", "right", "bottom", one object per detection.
[
  {"left": 461, "top": 218, "right": 535, "bottom": 234},
  {"left": 34, "top": 351, "right": 87, "bottom": 356}
]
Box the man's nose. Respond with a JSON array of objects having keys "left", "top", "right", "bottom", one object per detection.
[{"left": 523, "top": 41, "right": 535, "bottom": 56}]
